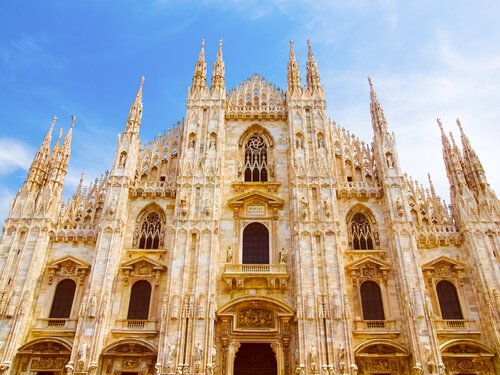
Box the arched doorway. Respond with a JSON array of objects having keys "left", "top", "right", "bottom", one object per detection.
[
  {"left": 14, "top": 339, "right": 72, "bottom": 375},
  {"left": 242, "top": 223, "right": 269, "bottom": 264},
  {"left": 234, "top": 343, "right": 277, "bottom": 375}
]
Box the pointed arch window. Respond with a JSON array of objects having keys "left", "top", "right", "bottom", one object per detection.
[
  {"left": 127, "top": 280, "right": 152, "bottom": 320},
  {"left": 244, "top": 135, "right": 268, "bottom": 182},
  {"left": 139, "top": 212, "right": 161, "bottom": 249},
  {"left": 49, "top": 279, "right": 76, "bottom": 318},
  {"left": 360, "top": 281, "right": 385, "bottom": 320},
  {"left": 242, "top": 223, "right": 269, "bottom": 264},
  {"left": 436, "top": 280, "right": 463, "bottom": 320},
  {"left": 350, "top": 213, "right": 374, "bottom": 250}
]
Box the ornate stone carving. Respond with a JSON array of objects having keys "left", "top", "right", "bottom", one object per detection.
[{"left": 237, "top": 308, "right": 273, "bottom": 328}]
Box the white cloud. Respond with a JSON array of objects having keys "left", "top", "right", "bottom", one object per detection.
[{"left": 0, "top": 138, "right": 33, "bottom": 174}]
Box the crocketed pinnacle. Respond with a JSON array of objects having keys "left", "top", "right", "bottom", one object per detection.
[
  {"left": 306, "top": 39, "right": 322, "bottom": 93},
  {"left": 192, "top": 39, "right": 207, "bottom": 91},
  {"left": 456, "top": 118, "right": 490, "bottom": 192},
  {"left": 125, "top": 77, "right": 144, "bottom": 135},
  {"left": 287, "top": 40, "right": 302, "bottom": 95},
  {"left": 211, "top": 39, "right": 225, "bottom": 93},
  {"left": 368, "top": 77, "right": 388, "bottom": 136}
]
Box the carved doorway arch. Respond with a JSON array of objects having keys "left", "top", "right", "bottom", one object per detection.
[{"left": 216, "top": 297, "right": 295, "bottom": 375}]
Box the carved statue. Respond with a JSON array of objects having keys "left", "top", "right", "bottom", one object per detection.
[
  {"left": 386, "top": 152, "right": 394, "bottom": 168},
  {"left": 337, "top": 344, "right": 346, "bottom": 372},
  {"left": 119, "top": 152, "right": 127, "bottom": 168},
  {"left": 194, "top": 342, "right": 203, "bottom": 363},
  {"left": 5, "top": 290, "right": 19, "bottom": 317},
  {"left": 88, "top": 292, "right": 98, "bottom": 318},
  {"left": 210, "top": 345, "right": 216, "bottom": 364},
  {"left": 310, "top": 345, "right": 318, "bottom": 371},
  {"left": 306, "top": 294, "right": 314, "bottom": 319},
  {"left": 279, "top": 247, "right": 287, "bottom": 264},
  {"left": 170, "top": 294, "right": 179, "bottom": 319},
  {"left": 226, "top": 246, "right": 233, "bottom": 263},
  {"left": 167, "top": 344, "right": 177, "bottom": 363},
  {"left": 196, "top": 294, "right": 206, "bottom": 319},
  {"left": 78, "top": 340, "right": 88, "bottom": 366},
  {"left": 396, "top": 197, "right": 404, "bottom": 217},
  {"left": 108, "top": 194, "right": 118, "bottom": 215}
]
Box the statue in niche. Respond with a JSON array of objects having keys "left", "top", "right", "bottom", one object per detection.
[
  {"left": 170, "top": 295, "right": 179, "bottom": 319},
  {"left": 108, "top": 194, "right": 118, "bottom": 215},
  {"left": 396, "top": 197, "right": 404, "bottom": 217},
  {"left": 226, "top": 246, "right": 233, "bottom": 263},
  {"left": 386, "top": 152, "right": 394, "bottom": 168},
  {"left": 194, "top": 342, "right": 203, "bottom": 364},
  {"left": 296, "top": 137, "right": 303, "bottom": 149},
  {"left": 179, "top": 196, "right": 188, "bottom": 217},
  {"left": 5, "top": 290, "right": 19, "bottom": 317},
  {"left": 88, "top": 292, "right": 98, "bottom": 318},
  {"left": 203, "top": 199, "right": 211, "bottom": 216},
  {"left": 119, "top": 152, "right": 127, "bottom": 168},
  {"left": 337, "top": 345, "right": 346, "bottom": 372},
  {"left": 309, "top": 345, "right": 318, "bottom": 371},
  {"left": 300, "top": 196, "right": 309, "bottom": 219},
  {"left": 210, "top": 345, "right": 216, "bottom": 364},
  {"left": 279, "top": 247, "right": 287, "bottom": 264},
  {"left": 78, "top": 340, "right": 88, "bottom": 369}
]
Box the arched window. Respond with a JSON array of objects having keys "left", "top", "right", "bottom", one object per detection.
[
  {"left": 360, "top": 281, "right": 385, "bottom": 320},
  {"left": 350, "top": 212, "right": 374, "bottom": 250},
  {"left": 242, "top": 223, "right": 269, "bottom": 264},
  {"left": 127, "top": 280, "right": 152, "bottom": 320},
  {"left": 139, "top": 212, "right": 162, "bottom": 249},
  {"left": 244, "top": 135, "right": 268, "bottom": 182},
  {"left": 49, "top": 279, "right": 76, "bottom": 318},
  {"left": 436, "top": 280, "right": 463, "bottom": 320}
]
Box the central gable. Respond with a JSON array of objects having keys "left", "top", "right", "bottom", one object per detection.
[{"left": 226, "top": 74, "right": 286, "bottom": 120}]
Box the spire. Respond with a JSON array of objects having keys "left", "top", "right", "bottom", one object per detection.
[
  {"left": 306, "top": 39, "right": 322, "bottom": 93},
  {"left": 192, "top": 39, "right": 207, "bottom": 91},
  {"left": 456, "top": 118, "right": 490, "bottom": 193},
  {"left": 211, "top": 39, "right": 225, "bottom": 94},
  {"left": 125, "top": 77, "right": 144, "bottom": 135},
  {"left": 287, "top": 40, "right": 302, "bottom": 95},
  {"left": 62, "top": 115, "right": 76, "bottom": 153},
  {"left": 368, "top": 77, "right": 389, "bottom": 136},
  {"left": 438, "top": 118, "right": 468, "bottom": 197},
  {"left": 48, "top": 116, "right": 76, "bottom": 188},
  {"left": 26, "top": 116, "right": 57, "bottom": 192}
]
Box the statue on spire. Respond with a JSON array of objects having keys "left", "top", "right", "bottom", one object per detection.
[
  {"left": 211, "top": 39, "right": 225, "bottom": 94},
  {"left": 287, "top": 40, "right": 302, "bottom": 95},
  {"left": 125, "top": 77, "right": 144, "bottom": 135},
  {"left": 306, "top": 39, "right": 322, "bottom": 94},
  {"left": 192, "top": 39, "right": 207, "bottom": 92}
]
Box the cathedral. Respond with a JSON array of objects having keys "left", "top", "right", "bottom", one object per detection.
[{"left": 0, "top": 39, "right": 499, "bottom": 375}]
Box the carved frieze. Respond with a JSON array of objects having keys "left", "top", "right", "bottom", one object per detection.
[{"left": 237, "top": 308, "right": 273, "bottom": 328}]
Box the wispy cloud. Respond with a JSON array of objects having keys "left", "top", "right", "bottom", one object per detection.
[
  {"left": 0, "top": 138, "right": 33, "bottom": 174},
  {"left": 0, "top": 34, "right": 66, "bottom": 72}
]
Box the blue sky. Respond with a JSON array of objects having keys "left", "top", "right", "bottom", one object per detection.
[{"left": 1, "top": 0, "right": 499, "bottom": 222}]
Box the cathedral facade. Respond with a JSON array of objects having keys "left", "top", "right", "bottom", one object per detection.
[{"left": 0, "top": 40, "right": 499, "bottom": 375}]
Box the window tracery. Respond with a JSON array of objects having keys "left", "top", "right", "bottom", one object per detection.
[
  {"left": 136, "top": 211, "right": 163, "bottom": 249},
  {"left": 350, "top": 212, "right": 375, "bottom": 250},
  {"left": 244, "top": 135, "right": 269, "bottom": 182}
]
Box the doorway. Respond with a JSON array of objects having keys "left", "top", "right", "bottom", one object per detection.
[{"left": 234, "top": 343, "right": 277, "bottom": 375}]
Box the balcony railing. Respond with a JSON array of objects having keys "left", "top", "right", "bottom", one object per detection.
[
  {"left": 114, "top": 319, "right": 158, "bottom": 331},
  {"left": 222, "top": 263, "right": 289, "bottom": 289},
  {"left": 32, "top": 318, "right": 77, "bottom": 330},
  {"left": 353, "top": 320, "right": 399, "bottom": 335},
  {"left": 434, "top": 319, "right": 478, "bottom": 333}
]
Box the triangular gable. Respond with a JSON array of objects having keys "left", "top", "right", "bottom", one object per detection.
[
  {"left": 121, "top": 255, "right": 166, "bottom": 271},
  {"left": 47, "top": 255, "right": 90, "bottom": 271},
  {"left": 345, "top": 256, "right": 391, "bottom": 272},
  {"left": 422, "top": 256, "right": 466, "bottom": 272},
  {"left": 228, "top": 189, "right": 284, "bottom": 209}
]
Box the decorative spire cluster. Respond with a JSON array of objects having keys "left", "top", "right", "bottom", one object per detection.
[
  {"left": 306, "top": 39, "right": 322, "bottom": 93},
  {"left": 438, "top": 118, "right": 497, "bottom": 221},
  {"left": 211, "top": 39, "right": 226, "bottom": 94},
  {"left": 287, "top": 40, "right": 302, "bottom": 95},
  {"left": 25, "top": 115, "right": 76, "bottom": 194},
  {"left": 191, "top": 39, "right": 207, "bottom": 91}
]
